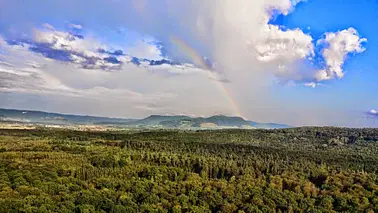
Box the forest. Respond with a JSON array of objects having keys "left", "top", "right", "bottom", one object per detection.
[{"left": 0, "top": 127, "right": 377, "bottom": 212}]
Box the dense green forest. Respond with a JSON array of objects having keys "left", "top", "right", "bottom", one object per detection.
[{"left": 0, "top": 127, "right": 378, "bottom": 212}]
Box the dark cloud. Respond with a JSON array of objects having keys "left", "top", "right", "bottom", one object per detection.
[
  {"left": 149, "top": 59, "right": 176, "bottom": 66},
  {"left": 6, "top": 40, "right": 23, "bottom": 46},
  {"left": 130, "top": 57, "right": 182, "bottom": 67},
  {"left": 71, "top": 33, "right": 84, "bottom": 39},
  {"left": 104, "top": 56, "right": 121, "bottom": 64},
  {"left": 0, "top": 71, "right": 45, "bottom": 91},
  {"left": 97, "top": 48, "right": 106, "bottom": 54},
  {"left": 203, "top": 57, "right": 216, "bottom": 69},
  {"left": 111, "top": 50, "right": 124, "bottom": 56},
  {"left": 131, "top": 57, "right": 141, "bottom": 66},
  {"left": 29, "top": 43, "right": 72, "bottom": 62},
  {"left": 97, "top": 48, "right": 124, "bottom": 56},
  {"left": 217, "top": 78, "right": 231, "bottom": 83},
  {"left": 207, "top": 75, "right": 231, "bottom": 84},
  {"left": 6, "top": 39, "right": 32, "bottom": 46}
]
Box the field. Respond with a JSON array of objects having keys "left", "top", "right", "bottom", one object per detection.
[{"left": 0, "top": 127, "right": 377, "bottom": 212}]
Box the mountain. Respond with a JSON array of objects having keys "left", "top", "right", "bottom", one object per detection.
[
  {"left": 127, "top": 115, "right": 192, "bottom": 126},
  {"left": 0, "top": 108, "right": 292, "bottom": 129},
  {"left": 250, "top": 122, "right": 292, "bottom": 129},
  {"left": 246, "top": 120, "right": 294, "bottom": 129},
  {"left": 132, "top": 114, "right": 251, "bottom": 128},
  {"left": 195, "top": 115, "right": 251, "bottom": 127},
  {"left": 0, "top": 108, "right": 135, "bottom": 125},
  {"left": 128, "top": 114, "right": 291, "bottom": 129}
]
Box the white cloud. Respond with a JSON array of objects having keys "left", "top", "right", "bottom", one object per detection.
[
  {"left": 315, "top": 28, "right": 367, "bottom": 81},
  {"left": 0, "top": 61, "right": 14, "bottom": 67},
  {"left": 0, "top": 36, "right": 6, "bottom": 47},
  {"left": 304, "top": 82, "right": 317, "bottom": 88},
  {"left": 42, "top": 23, "right": 55, "bottom": 30},
  {"left": 127, "top": 39, "right": 164, "bottom": 61},
  {"left": 370, "top": 109, "right": 377, "bottom": 115},
  {"left": 254, "top": 25, "right": 314, "bottom": 63},
  {"left": 69, "top": 23, "right": 83, "bottom": 30},
  {"left": 34, "top": 28, "right": 99, "bottom": 54}
]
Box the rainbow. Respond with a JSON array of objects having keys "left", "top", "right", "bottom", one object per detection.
[{"left": 170, "top": 36, "right": 245, "bottom": 119}]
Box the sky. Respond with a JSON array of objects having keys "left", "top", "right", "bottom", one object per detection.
[{"left": 0, "top": 0, "right": 377, "bottom": 127}]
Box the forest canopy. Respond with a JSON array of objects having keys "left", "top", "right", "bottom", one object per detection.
[{"left": 0, "top": 127, "right": 377, "bottom": 212}]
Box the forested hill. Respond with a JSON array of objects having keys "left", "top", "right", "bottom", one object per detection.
[{"left": 0, "top": 127, "right": 377, "bottom": 212}]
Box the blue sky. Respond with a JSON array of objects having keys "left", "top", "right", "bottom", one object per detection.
[
  {"left": 0, "top": 0, "right": 377, "bottom": 127},
  {"left": 268, "top": 0, "right": 378, "bottom": 124}
]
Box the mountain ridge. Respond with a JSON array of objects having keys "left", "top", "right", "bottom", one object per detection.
[{"left": 0, "top": 108, "right": 293, "bottom": 129}]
